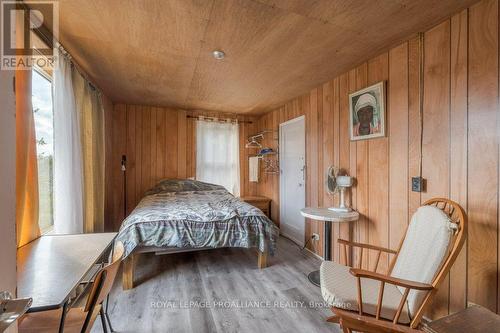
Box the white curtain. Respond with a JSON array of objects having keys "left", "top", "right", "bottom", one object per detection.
[
  {"left": 196, "top": 120, "right": 240, "bottom": 196},
  {"left": 53, "top": 49, "right": 84, "bottom": 234}
]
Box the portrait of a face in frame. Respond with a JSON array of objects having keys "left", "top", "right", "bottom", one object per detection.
[{"left": 349, "top": 81, "right": 385, "bottom": 141}]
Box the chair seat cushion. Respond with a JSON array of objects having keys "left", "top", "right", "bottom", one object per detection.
[{"left": 320, "top": 261, "right": 411, "bottom": 324}]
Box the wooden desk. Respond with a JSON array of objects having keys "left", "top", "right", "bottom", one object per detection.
[
  {"left": 17, "top": 233, "right": 116, "bottom": 332},
  {"left": 240, "top": 196, "right": 271, "bottom": 218}
]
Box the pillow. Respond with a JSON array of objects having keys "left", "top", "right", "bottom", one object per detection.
[{"left": 145, "top": 179, "right": 226, "bottom": 195}]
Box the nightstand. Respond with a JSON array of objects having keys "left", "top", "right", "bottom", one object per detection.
[{"left": 240, "top": 196, "right": 271, "bottom": 218}]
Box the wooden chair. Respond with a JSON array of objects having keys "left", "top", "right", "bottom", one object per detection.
[
  {"left": 19, "top": 241, "right": 125, "bottom": 333},
  {"left": 319, "top": 198, "right": 467, "bottom": 333}
]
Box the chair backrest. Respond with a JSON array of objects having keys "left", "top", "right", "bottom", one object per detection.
[
  {"left": 81, "top": 241, "right": 124, "bottom": 332},
  {"left": 390, "top": 198, "right": 467, "bottom": 326}
]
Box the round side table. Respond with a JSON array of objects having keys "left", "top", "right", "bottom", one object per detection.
[{"left": 300, "top": 207, "right": 359, "bottom": 287}]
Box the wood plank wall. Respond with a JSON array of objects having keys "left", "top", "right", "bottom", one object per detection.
[
  {"left": 253, "top": 0, "right": 500, "bottom": 317},
  {"left": 104, "top": 106, "right": 257, "bottom": 231}
]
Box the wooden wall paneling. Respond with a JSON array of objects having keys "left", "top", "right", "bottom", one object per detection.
[
  {"left": 177, "top": 110, "right": 187, "bottom": 179},
  {"left": 256, "top": 115, "right": 265, "bottom": 198},
  {"left": 150, "top": 108, "right": 158, "bottom": 185},
  {"left": 388, "top": 42, "right": 409, "bottom": 251},
  {"left": 309, "top": 88, "right": 323, "bottom": 257},
  {"left": 348, "top": 68, "right": 357, "bottom": 212},
  {"left": 316, "top": 89, "right": 324, "bottom": 200},
  {"left": 304, "top": 93, "right": 317, "bottom": 252},
  {"left": 449, "top": 8, "right": 469, "bottom": 314},
  {"left": 177, "top": 110, "right": 187, "bottom": 178},
  {"left": 355, "top": 64, "right": 370, "bottom": 270},
  {"left": 156, "top": 108, "right": 166, "bottom": 181},
  {"left": 125, "top": 105, "right": 136, "bottom": 215},
  {"left": 316, "top": 87, "right": 325, "bottom": 258},
  {"left": 249, "top": 120, "right": 260, "bottom": 197},
  {"left": 367, "top": 53, "right": 390, "bottom": 274},
  {"left": 186, "top": 118, "right": 195, "bottom": 178},
  {"left": 186, "top": 118, "right": 193, "bottom": 178},
  {"left": 322, "top": 80, "right": 335, "bottom": 259},
  {"left": 338, "top": 73, "right": 351, "bottom": 262},
  {"left": 468, "top": 0, "right": 498, "bottom": 312},
  {"left": 332, "top": 78, "right": 341, "bottom": 262},
  {"left": 141, "top": 106, "right": 152, "bottom": 195},
  {"left": 165, "top": 109, "right": 179, "bottom": 178},
  {"left": 104, "top": 100, "right": 113, "bottom": 230},
  {"left": 134, "top": 106, "right": 144, "bottom": 203},
  {"left": 239, "top": 121, "right": 247, "bottom": 197},
  {"left": 348, "top": 69, "right": 358, "bottom": 264},
  {"left": 408, "top": 36, "right": 423, "bottom": 222},
  {"left": 106, "top": 104, "right": 126, "bottom": 231},
  {"left": 422, "top": 20, "right": 452, "bottom": 318},
  {"left": 256, "top": 114, "right": 268, "bottom": 201}
]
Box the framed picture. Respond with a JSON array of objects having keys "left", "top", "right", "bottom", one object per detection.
[{"left": 349, "top": 81, "right": 386, "bottom": 141}]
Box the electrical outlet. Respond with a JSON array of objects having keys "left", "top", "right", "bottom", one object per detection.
[
  {"left": 312, "top": 233, "right": 320, "bottom": 241},
  {"left": 412, "top": 176, "right": 425, "bottom": 192}
]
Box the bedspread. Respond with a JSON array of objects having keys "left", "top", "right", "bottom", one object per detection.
[{"left": 116, "top": 179, "right": 279, "bottom": 258}]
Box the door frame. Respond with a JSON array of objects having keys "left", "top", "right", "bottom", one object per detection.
[{"left": 279, "top": 115, "right": 306, "bottom": 246}]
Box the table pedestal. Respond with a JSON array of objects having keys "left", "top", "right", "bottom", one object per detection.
[
  {"left": 300, "top": 207, "right": 359, "bottom": 287},
  {"left": 307, "top": 220, "right": 332, "bottom": 286}
]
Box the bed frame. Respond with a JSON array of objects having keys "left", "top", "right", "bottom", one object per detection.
[{"left": 122, "top": 247, "right": 268, "bottom": 290}]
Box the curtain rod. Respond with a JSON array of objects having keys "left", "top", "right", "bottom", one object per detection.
[{"left": 187, "top": 115, "right": 253, "bottom": 124}]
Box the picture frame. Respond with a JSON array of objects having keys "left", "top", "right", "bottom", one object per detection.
[{"left": 349, "top": 81, "right": 386, "bottom": 141}]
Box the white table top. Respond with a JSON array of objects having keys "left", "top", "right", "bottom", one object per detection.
[{"left": 300, "top": 207, "right": 359, "bottom": 222}]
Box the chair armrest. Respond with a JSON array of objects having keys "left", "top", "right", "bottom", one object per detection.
[
  {"left": 349, "top": 268, "right": 433, "bottom": 291},
  {"left": 338, "top": 239, "right": 397, "bottom": 255}
]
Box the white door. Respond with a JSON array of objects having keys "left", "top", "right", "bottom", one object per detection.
[{"left": 279, "top": 116, "right": 306, "bottom": 246}]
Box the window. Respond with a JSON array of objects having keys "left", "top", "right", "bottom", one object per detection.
[
  {"left": 196, "top": 120, "right": 240, "bottom": 196},
  {"left": 32, "top": 68, "right": 54, "bottom": 233}
]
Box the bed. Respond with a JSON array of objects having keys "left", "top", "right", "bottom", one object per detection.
[{"left": 116, "top": 179, "right": 279, "bottom": 289}]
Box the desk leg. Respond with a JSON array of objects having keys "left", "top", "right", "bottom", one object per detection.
[
  {"left": 58, "top": 301, "right": 68, "bottom": 333},
  {"left": 307, "top": 221, "right": 333, "bottom": 287}
]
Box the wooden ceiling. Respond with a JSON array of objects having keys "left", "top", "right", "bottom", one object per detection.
[{"left": 51, "top": 0, "right": 478, "bottom": 114}]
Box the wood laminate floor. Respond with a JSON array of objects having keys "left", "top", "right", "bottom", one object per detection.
[{"left": 92, "top": 237, "right": 340, "bottom": 333}]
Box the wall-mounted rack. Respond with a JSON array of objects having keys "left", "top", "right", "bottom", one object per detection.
[
  {"left": 245, "top": 130, "right": 278, "bottom": 148},
  {"left": 247, "top": 130, "right": 279, "bottom": 174}
]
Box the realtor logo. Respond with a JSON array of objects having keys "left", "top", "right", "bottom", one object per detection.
[{"left": 1, "top": 1, "right": 58, "bottom": 70}]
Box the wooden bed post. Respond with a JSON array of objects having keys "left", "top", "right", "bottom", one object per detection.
[
  {"left": 123, "top": 253, "right": 136, "bottom": 290},
  {"left": 258, "top": 250, "right": 267, "bottom": 269}
]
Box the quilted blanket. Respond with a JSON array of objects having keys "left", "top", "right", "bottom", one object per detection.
[{"left": 116, "top": 179, "right": 279, "bottom": 258}]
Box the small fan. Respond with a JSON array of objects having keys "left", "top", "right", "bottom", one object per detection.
[{"left": 326, "top": 166, "right": 353, "bottom": 212}]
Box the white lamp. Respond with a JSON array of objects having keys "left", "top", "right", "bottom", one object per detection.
[{"left": 328, "top": 175, "right": 353, "bottom": 212}]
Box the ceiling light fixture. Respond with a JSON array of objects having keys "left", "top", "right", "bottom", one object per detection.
[{"left": 212, "top": 50, "right": 225, "bottom": 60}]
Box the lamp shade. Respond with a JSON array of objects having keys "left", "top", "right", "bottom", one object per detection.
[{"left": 336, "top": 176, "right": 353, "bottom": 187}]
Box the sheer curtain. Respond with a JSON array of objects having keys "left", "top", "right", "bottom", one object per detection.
[
  {"left": 72, "top": 69, "right": 105, "bottom": 233},
  {"left": 53, "top": 49, "right": 84, "bottom": 234},
  {"left": 196, "top": 120, "right": 240, "bottom": 196}
]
